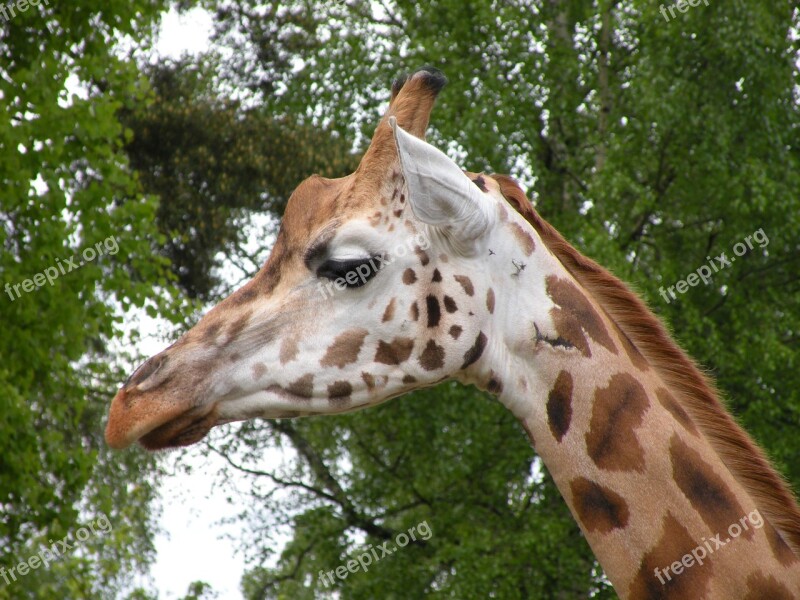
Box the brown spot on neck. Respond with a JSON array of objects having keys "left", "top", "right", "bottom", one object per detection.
[
  {"left": 546, "top": 370, "right": 573, "bottom": 443},
  {"left": 570, "top": 477, "right": 630, "bottom": 533},
  {"left": 628, "top": 512, "right": 713, "bottom": 599},
  {"left": 656, "top": 388, "right": 698, "bottom": 436},
  {"left": 546, "top": 275, "right": 617, "bottom": 358},
  {"left": 585, "top": 373, "right": 648, "bottom": 472},
  {"left": 509, "top": 222, "right": 535, "bottom": 256},
  {"left": 743, "top": 573, "right": 795, "bottom": 600},
  {"left": 765, "top": 522, "right": 800, "bottom": 567},
  {"left": 461, "top": 331, "right": 487, "bottom": 369},
  {"left": 670, "top": 434, "right": 751, "bottom": 541}
]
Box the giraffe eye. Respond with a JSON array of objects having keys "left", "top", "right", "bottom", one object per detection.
[{"left": 317, "top": 257, "right": 382, "bottom": 288}]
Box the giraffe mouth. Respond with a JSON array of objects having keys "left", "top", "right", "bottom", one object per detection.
[
  {"left": 138, "top": 405, "right": 219, "bottom": 451},
  {"left": 105, "top": 384, "right": 220, "bottom": 450}
]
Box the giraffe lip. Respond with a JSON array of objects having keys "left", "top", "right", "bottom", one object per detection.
[{"left": 137, "top": 405, "right": 219, "bottom": 451}]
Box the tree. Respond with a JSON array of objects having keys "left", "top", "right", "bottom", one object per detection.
[
  {"left": 121, "top": 56, "right": 358, "bottom": 301},
  {"left": 196, "top": 0, "right": 800, "bottom": 597},
  {"left": 0, "top": 1, "right": 186, "bottom": 597}
]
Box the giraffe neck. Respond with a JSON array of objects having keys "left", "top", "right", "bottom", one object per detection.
[{"left": 466, "top": 203, "right": 800, "bottom": 599}]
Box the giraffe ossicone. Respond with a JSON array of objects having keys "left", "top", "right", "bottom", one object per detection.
[{"left": 106, "top": 68, "right": 800, "bottom": 599}]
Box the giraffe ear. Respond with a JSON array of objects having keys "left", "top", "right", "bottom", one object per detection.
[{"left": 390, "top": 117, "right": 493, "bottom": 253}]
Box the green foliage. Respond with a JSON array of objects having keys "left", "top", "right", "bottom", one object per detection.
[
  {"left": 0, "top": 0, "right": 182, "bottom": 597},
  {"left": 122, "top": 55, "right": 359, "bottom": 300},
  {"left": 199, "top": 0, "right": 800, "bottom": 597}
]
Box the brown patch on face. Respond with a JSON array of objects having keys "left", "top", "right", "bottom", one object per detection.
[
  {"left": 570, "top": 477, "right": 630, "bottom": 533},
  {"left": 670, "top": 434, "right": 750, "bottom": 541},
  {"left": 449, "top": 325, "right": 463, "bottom": 339},
  {"left": 426, "top": 295, "right": 441, "bottom": 327},
  {"left": 328, "top": 381, "right": 352, "bottom": 406},
  {"left": 432, "top": 269, "right": 442, "bottom": 283},
  {"left": 439, "top": 253, "right": 449, "bottom": 263},
  {"left": 585, "top": 373, "right": 648, "bottom": 472},
  {"left": 415, "top": 246, "right": 430, "bottom": 266},
  {"left": 547, "top": 370, "right": 573, "bottom": 443},
  {"left": 486, "top": 288, "right": 495, "bottom": 314},
  {"left": 280, "top": 337, "right": 300, "bottom": 364},
  {"left": 382, "top": 298, "right": 396, "bottom": 323},
  {"left": 375, "top": 337, "right": 414, "bottom": 365},
  {"left": 410, "top": 301, "right": 419, "bottom": 321},
  {"left": 656, "top": 388, "right": 698, "bottom": 435},
  {"left": 402, "top": 268, "right": 417, "bottom": 285},
  {"left": 226, "top": 311, "right": 252, "bottom": 341},
  {"left": 765, "top": 522, "right": 800, "bottom": 567},
  {"left": 509, "top": 222, "right": 535, "bottom": 256},
  {"left": 320, "top": 328, "right": 369, "bottom": 368},
  {"left": 362, "top": 372, "right": 375, "bottom": 390},
  {"left": 454, "top": 274, "right": 474, "bottom": 296},
  {"left": 286, "top": 374, "right": 314, "bottom": 399},
  {"left": 486, "top": 371, "right": 503, "bottom": 394},
  {"left": 472, "top": 175, "right": 488, "bottom": 192},
  {"left": 369, "top": 211, "right": 382, "bottom": 226},
  {"left": 200, "top": 321, "right": 222, "bottom": 345},
  {"left": 461, "top": 331, "right": 487, "bottom": 369},
  {"left": 252, "top": 363, "right": 267, "bottom": 380},
  {"left": 497, "top": 203, "right": 509, "bottom": 222},
  {"left": 443, "top": 296, "right": 457, "bottom": 313},
  {"left": 628, "top": 512, "right": 712, "bottom": 599},
  {"left": 743, "top": 573, "right": 795, "bottom": 600},
  {"left": 393, "top": 208, "right": 403, "bottom": 218},
  {"left": 419, "top": 340, "right": 445, "bottom": 371},
  {"left": 402, "top": 374, "right": 417, "bottom": 384},
  {"left": 546, "top": 275, "right": 617, "bottom": 358}
]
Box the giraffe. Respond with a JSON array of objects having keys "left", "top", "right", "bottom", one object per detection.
[{"left": 105, "top": 68, "right": 800, "bottom": 599}]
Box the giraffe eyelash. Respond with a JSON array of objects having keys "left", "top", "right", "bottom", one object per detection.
[{"left": 316, "top": 257, "right": 383, "bottom": 288}]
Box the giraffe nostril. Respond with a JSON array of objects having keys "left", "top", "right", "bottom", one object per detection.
[{"left": 125, "top": 354, "right": 168, "bottom": 390}]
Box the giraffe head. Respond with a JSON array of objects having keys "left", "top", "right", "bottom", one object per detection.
[{"left": 106, "top": 68, "right": 547, "bottom": 450}]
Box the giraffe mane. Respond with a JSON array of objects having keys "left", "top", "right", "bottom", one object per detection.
[{"left": 492, "top": 173, "right": 800, "bottom": 556}]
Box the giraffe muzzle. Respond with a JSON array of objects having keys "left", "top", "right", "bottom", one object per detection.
[{"left": 104, "top": 383, "right": 219, "bottom": 450}]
